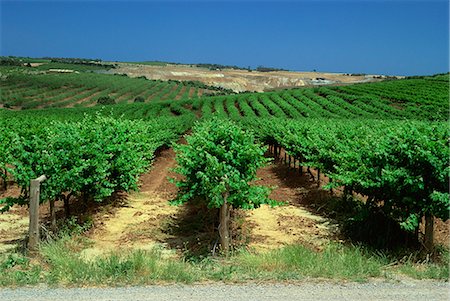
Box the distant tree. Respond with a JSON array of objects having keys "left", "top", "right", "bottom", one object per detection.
[
  {"left": 97, "top": 96, "right": 116, "bottom": 105},
  {"left": 134, "top": 96, "right": 145, "bottom": 103},
  {"left": 256, "top": 66, "right": 288, "bottom": 72}
]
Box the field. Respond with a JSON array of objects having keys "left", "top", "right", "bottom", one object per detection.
[
  {"left": 111, "top": 62, "right": 390, "bottom": 92},
  {"left": 0, "top": 61, "right": 227, "bottom": 110},
  {"left": 0, "top": 60, "right": 449, "bottom": 285},
  {"left": 0, "top": 61, "right": 447, "bottom": 120}
]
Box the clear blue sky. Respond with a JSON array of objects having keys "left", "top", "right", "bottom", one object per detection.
[{"left": 1, "top": 0, "right": 448, "bottom": 75}]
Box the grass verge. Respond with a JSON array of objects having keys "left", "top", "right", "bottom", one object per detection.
[{"left": 1, "top": 236, "right": 448, "bottom": 286}]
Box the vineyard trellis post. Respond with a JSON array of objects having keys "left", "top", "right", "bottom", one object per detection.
[
  {"left": 424, "top": 214, "right": 434, "bottom": 251},
  {"left": 29, "top": 175, "right": 47, "bottom": 252}
]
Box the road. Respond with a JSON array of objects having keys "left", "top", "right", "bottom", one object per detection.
[{"left": 1, "top": 281, "right": 449, "bottom": 301}]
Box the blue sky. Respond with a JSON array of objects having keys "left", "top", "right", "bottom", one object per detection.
[{"left": 1, "top": 0, "right": 448, "bottom": 75}]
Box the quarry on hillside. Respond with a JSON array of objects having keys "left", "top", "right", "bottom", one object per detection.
[{"left": 110, "top": 62, "right": 392, "bottom": 92}]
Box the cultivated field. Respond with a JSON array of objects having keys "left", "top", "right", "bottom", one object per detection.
[
  {"left": 0, "top": 61, "right": 227, "bottom": 110},
  {"left": 0, "top": 59, "right": 448, "bottom": 286}
]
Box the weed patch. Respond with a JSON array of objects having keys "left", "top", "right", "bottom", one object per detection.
[{"left": 1, "top": 239, "right": 448, "bottom": 286}]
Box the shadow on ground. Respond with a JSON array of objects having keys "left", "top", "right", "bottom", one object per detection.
[
  {"left": 266, "top": 149, "right": 420, "bottom": 251},
  {"left": 158, "top": 198, "right": 252, "bottom": 259}
]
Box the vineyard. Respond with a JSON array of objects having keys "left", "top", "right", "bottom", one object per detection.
[
  {"left": 1, "top": 62, "right": 448, "bottom": 121},
  {"left": 195, "top": 81, "right": 447, "bottom": 121},
  {"left": 0, "top": 61, "right": 449, "bottom": 283},
  {"left": 0, "top": 62, "right": 226, "bottom": 110}
]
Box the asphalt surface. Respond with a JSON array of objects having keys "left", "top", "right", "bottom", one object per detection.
[{"left": 1, "top": 281, "right": 449, "bottom": 301}]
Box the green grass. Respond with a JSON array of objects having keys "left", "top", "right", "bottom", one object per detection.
[
  {"left": 0, "top": 253, "right": 42, "bottom": 286},
  {"left": 40, "top": 238, "right": 197, "bottom": 285},
  {"left": 1, "top": 236, "right": 448, "bottom": 286},
  {"left": 233, "top": 244, "right": 388, "bottom": 281},
  {"left": 398, "top": 263, "right": 449, "bottom": 280},
  {"left": 395, "top": 248, "right": 449, "bottom": 280}
]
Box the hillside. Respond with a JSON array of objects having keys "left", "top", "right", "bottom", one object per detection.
[
  {"left": 112, "top": 62, "right": 391, "bottom": 92},
  {"left": 0, "top": 62, "right": 447, "bottom": 121},
  {"left": 0, "top": 61, "right": 229, "bottom": 110}
]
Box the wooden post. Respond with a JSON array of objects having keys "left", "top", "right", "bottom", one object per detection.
[
  {"left": 307, "top": 167, "right": 314, "bottom": 179},
  {"left": 424, "top": 214, "right": 434, "bottom": 251},
  {"left": 29, "top": 175, "right": 47, "bottom": 252},
  {"left": 49, "top": 199, "right": 56, "bottom": 232},
  {"left": 288, "top": 155, "right": 291, "bottom": 168},
  {"left": 317, "top": 169, "right": 321, "bottom": 187},
  {"left": 219, "top": 192, "right": 230, "bottom": 256}
]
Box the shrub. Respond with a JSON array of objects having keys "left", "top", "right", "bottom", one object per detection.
[
  {"left": 97, "top": 96, "right": 116, "bottom": 105},
  {"left": 171, "top": 118, "right": 277, "bottom": 254},
  {"left": 134, "top": 96, "right": 145, "bottom": 103}
]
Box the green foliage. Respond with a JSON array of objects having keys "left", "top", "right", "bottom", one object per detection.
[
  {"left": 0, "top": 113, "right": 193, "bottom": 212},
  {"left": 172, "top": 118, "right": 274, "bottom": 210},
  {"left": 4, "top": 115, "right": 149, "bottom": 205},
  {"left": 96, "top": 96, "right": 116, "bottom": 105},
  {"left": 241, "top": 117, "right": 450, "bottom": 232},
  {"left": 0, "top": 253, "right": 29, "bottom": 270},
  {"left": 0, "top": 58, "right": 23, "bottom": 66},
  {"left": 399, "top": 214, "right": 420, "bottom": 232},
  {"left": 58, "top": 216, "right": 93, "bottom": 236},
  {"left": 192, "top": 75, "right": 448, "bottom": 121},
  {"left": 0, "top": 253, "right": 42, "bottom": 286}
]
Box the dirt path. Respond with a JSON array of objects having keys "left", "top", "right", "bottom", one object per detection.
[
  {"left": 247, "top": 160, "right": 337, "bottom": 252},
  {"left": 0, "top": 209, "right": 28, "bottom": 254},
  {"left": 174, "top": 86, "right": 187, "bottom": 100},
  {"left": 66, "top": 90, "right": 102, "bottom": 108},
  {"left": 82, "top": 148, "right": 180, "bottom": 258},
  {"left": 81, "top": 145, "right": 338, "bottom": 258},
  {"left": 0, "top": 186, "right": 28, "bottom": 254}
]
